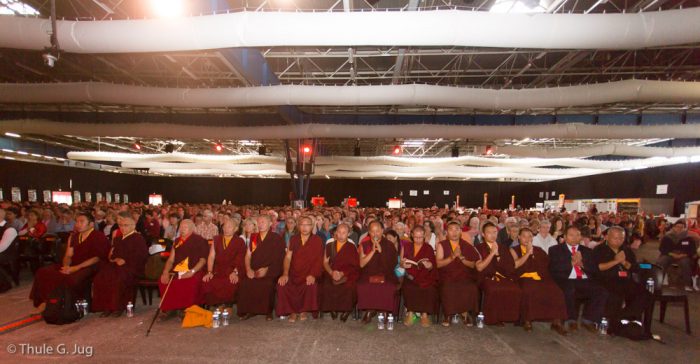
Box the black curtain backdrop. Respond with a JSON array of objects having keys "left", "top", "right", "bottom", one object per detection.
[{"left": 1, "top": 159, "right": 698, "bottom": 215}]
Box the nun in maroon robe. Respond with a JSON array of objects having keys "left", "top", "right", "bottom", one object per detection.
[
  {"left": 275, "top": 231, "right": 324, "bottom": 319},
  {"left": 320, "top": 237, "right": 360, "bottom": 319},
  {"left": 357, "top": 221, "right": 399, "bottom": 322},
  {"left": 237, "top": 220, "right": 286, "bottom": 319},
  {"left": 92, "top": 227, "right": 149, "bottom": 315},
  {"left": 437, "top": 238, "right": 480, "bottom": 321},
  {"left": 512, "top": 241, "right": 568, "bottom": 333},
  {"left": 158, "top": 225, "right": 209, "bottom": 312},
  {"left": 400, "top": 229, "right": 438, "bottom": 320},
  {"left": 30, "top": 215, "right": 110, "bottom": 307},
  {"left": 476, "top": 223, "right": 522, "bottom": 325},
  {"left": 200, "top": 232, "right": 247, "bottom": 306}
]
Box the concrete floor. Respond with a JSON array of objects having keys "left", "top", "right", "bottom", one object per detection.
[{"left": 1, "top": 241, "right": 698, "bottom": 364}]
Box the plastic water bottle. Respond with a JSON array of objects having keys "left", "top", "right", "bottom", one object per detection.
[
  {"left": 212, "top": 309, "right": 221, "bottom": 329},
  {"left": 451, "top": 314, "right": 460, "bottom": 324},
  {"left": 476, "top": 312, "right": 485, "bottom": 328},
  {"left": 599, "top": 317, "right": 608, "bottom": 335},
  {"left": 646, "top": 278, "right": 655, "bottom": 294},
  {"left": 222, "top": 310, "right": 230, "bottom": 326},
  {"left": 377, "top": 312, "right": 385, "bottom": 330},
  {"left": 74, "top": 301, "right": 82, "bottom": 316},
  {"left": 81, "top": 300, "right": 89, "bottom": 316},
  {"left": 387, "top": 314, "right": 394, "bottom": 331},
  {"left": 126, "top": 301, "right": 134, "bottom": 318}
]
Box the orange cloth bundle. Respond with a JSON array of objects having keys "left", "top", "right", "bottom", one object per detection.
[{"left": 181, "top": 305, "right": 213, "bottom": 329}]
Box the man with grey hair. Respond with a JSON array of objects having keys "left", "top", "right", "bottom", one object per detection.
[
  {"left": 533, "top": 220, "right": 558, "bottom": 254},
  {"left": 195, "top": 209, "right": 218, "bottom": 240},
  {"left": 497, "top": 216, "right": 518, "bottom": 246}
]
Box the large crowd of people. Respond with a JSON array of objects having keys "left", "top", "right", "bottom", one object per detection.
[{"left": 0, "top": 200, "right": 698, "bottom": 337}]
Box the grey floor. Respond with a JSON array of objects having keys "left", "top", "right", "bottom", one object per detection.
[{"left": 0, "top": 241, "right": 698, "bottom": 364}]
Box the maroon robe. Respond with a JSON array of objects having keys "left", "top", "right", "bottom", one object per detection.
[
  {"left": 276, "top": 234, "right": 324, "bottom": 315},
  {"left": 30, "top": 229, "right": 110, "bottom": 307},
  {"left": 200, "top": 235, "right": 246, "bottom": 306},
  {"left": 158, "top": 233, "right": 209, "bottom": 311},
  {"left": 476, "top": 242, "right": 522, "bottom": 325},
  {"left": 92, "top": 232, "right": 149, "bottom": 312},
  {"left": 320, "top": 240, "right": 360, "bottom": 312},
  {"left": 437, "top": 239, "right": 480, "bottom": 315},
  {"left": 514, "top": 245, "right": 568, "bottom": 322},
  {"left": 357, "top": 238, "right": 399, "bottom": 312},
  {"left": 237, "top": 231, "right": 285, "bottom": 316},
  {"left": 401, "top": 241, "right": 438, "bottom": 313}
]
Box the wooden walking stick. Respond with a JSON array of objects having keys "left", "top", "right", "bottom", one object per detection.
[{"left": 146, "top": 273, "right": 174, "bottom": 337}]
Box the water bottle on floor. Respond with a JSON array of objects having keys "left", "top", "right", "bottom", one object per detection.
[
  {"left": 451, "top": 314, "right": 460, "bottom": 324},
  {"left": 81, "top": 300, "right": 89, "bottom": 316},
  {"left": 75, "top": 301, "right": 83, "bottom": 317},
  {"left": 212, "top": 309, "right": 221, "bottom": 329},
  {"left": 377, "top": 312, "right": 385, "bottom": 330},
  {"left": 222, "top": 310, "right": 230, "bottom": 326},
  {"left": 599, "top": 317, "right": 608, "bottom": 335},
  {"left": 387, "top": 314, "right": 394, "bottom": 331},
  {"left": 646, "top": 278, "right": 655, "bottom": 294},
  {"left": 126, "top": 301, "right": 134, "bottom": 318},
  {"left": 476, "top": 312, "right": 485, "bottom": 328}
]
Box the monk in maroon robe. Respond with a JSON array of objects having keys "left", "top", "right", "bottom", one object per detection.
[
  {"left": 158, "top": 220, "right": 209, "bottom": 315},
  {"left": 30, "top": 213, "right": 109, "bottom": 308},
  {"left": 321, "top": 223, "right": 359, "bottom": 322},
  {"left": 200, "top": 220, "right": 246, "bottom": 308},
  {"left": 357, "top": 220, "right": 399, "bottom": 324},
  {"left": 276, "top": 216, "right": 324, "bottom": 321},
  {"left": 238, "top": 215, "right": 285, "bottom": 320},
  {"left": 92, "top": 215, "right": 148, "bottom": 316},
  {"left": 400, "top": 226, "right": 438, "bottom": 327},
  {"left": 511, "top": 227, "right": 568, "bottom": 335},
  {"left": 476, "top": 222, "right": 522, "bottom": 326},
  {"left": 436, "top": 220, "right": 480, "bottom": 326}
]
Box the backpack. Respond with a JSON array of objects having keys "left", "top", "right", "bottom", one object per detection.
[
  {"left": 612, "top": 320, "right": 651, "bottom": 341},
  {"left": 42, "top": 286, "right": 81, "bottom": 325}
]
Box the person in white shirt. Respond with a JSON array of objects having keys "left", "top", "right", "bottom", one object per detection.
[
  {"left": 0, "top": 208, "right": 19, "bottom": 256},
  {"left": 533, "top": 220, "right": 558, "bottom": 253}
]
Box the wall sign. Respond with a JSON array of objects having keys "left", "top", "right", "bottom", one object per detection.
[
  {"left": 11, "top": 187, "right": 21, "bottom": 202},
  {"left": 43, "top": 190, "right": 51, "bottom": 202},
  {"left": 27, "top": 189, "right": 37, "bottom": 202},
  {"left": 656, "top": 184, "right": 668, "bottom": 194}
]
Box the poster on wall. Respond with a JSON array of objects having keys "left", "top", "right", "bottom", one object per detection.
[
  {"left": 106, "top": 192, "right": 112, "bottom": 203},
  {"left": 409, "top": 190, "right": 418, "bottom": 196},
  {"left": 43, "top": 190, "right": 51, "bottom": 202},
  {"left": 52, "top": 191, "right": 72, "bottom": 205},
  {"left": 443, "top": 190, "right": 449, "bottom": 195},
  {"left": 115, "top": 193, "right": 121, "bottom": 203},
  {"left": 73, "top": 191, "right": 81, "bottom": 203},
  {"left": 96, "top": 192, "right": 103, "bottom": 202},
  {"left": 27, "top": 189, "right": 37, "bottom": 202},
  {"left": 148, "top": 194, "right": 163, "bottom": 206},
  {"left": 656, "top": 184, "right": 668, "bottom": 195},
  {"left": 423, "top": 190, "right": 430, "bottom": 195},
  {"left": 124, "top": 194, "right": 129, "bottom": 203},
  {"left": 11, "top": 187, "right": 21, "bottom": 202},
  {"left": 85, "top": 192, "right": 92, "bottom": 203},
  {"left": 0, "top": 188, "right": 3, "bottom": 201}
]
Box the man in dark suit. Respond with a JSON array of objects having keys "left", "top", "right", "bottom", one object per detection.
[{"left": 549, "top": 225, "right": 608, "bottom": 332}]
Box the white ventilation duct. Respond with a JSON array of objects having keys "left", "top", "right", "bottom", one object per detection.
[
  {"left": 1, "top": 9, "right": 699, "bottom": 52},
  {"left": 7, "top": 120, "right": 700, "bottom": 140},
  {"left": 497, "top": 145, "right": 700, "bottom": 158},
  {"left": 1, "top": 80, "right": 699, "bottom": 109},
  {"left": 65, "top": 151, "right": 699, "bottom": 180}
]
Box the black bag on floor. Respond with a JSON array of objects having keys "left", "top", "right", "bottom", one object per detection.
[
  {"left": 0, "top": 272, "right": 11, "bottom": 293},
  {"left": 42, "top": 286, "right": 81, "bottom": 325},
  {"left": 612, "top": 320, "right": 651, "bottom": 341}
]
